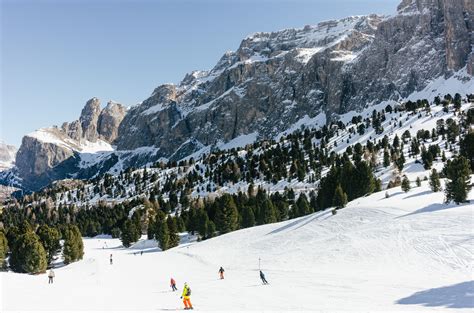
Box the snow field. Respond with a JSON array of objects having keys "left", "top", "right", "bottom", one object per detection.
[{"left": 2, "top": 180, "right": 473, "bottom": 312}]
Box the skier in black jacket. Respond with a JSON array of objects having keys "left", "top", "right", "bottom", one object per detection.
[{"left": 259, "top": 270, "right": 268, "bottom": 284}]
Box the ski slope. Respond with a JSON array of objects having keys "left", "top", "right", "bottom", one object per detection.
[{"left": 2, "top": 181, "right": 473, "bottom": 312}]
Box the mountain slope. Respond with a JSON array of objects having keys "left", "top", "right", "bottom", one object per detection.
[
  {"left": 2, "top": 181, "right": 473, "bottom": 311},
  {"left": 3, "top": 0, "right": 474, "bottom": 192}
]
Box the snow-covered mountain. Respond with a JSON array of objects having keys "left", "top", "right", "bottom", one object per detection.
[
  {"left": 3, "top": 181, "right": 473, "bottom": 311},
  {"left": 2, "top": 0, "right": 473, "bottom": 192},
  {"left": 0, "top": 141, "right": 16, "bottom": 171}
]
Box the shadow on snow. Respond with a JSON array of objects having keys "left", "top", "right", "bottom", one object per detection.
[{"left": 396, "top": 281, "right": 474, "bottom": 309}]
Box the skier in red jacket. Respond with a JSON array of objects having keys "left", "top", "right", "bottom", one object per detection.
[{"left": 170, "top": 277, "right": 177, "bottom": 291}]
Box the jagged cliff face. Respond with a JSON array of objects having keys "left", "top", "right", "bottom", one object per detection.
[
  {"left": 115, "top": 0, "right": 473, "bottom": 159},
  {"left": 4, "top": 0, "right": 474, "bottom": 191},
  {"left": 0, "top": 142, "right": 17, "bottom": 171},
  {"left": 13, "top": 99, "right": 126, "bottom": 190}
]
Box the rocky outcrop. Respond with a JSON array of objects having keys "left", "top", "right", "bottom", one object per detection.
[
  {"left": 12, "top": 99, "right": 126, "bottom": 190},
  {"left": 98, "top": 101, "right": 128, "bottom": 142},
  {"left": 0, "top": 141, "right": 17, "bottom": 171},
  {"left": 115, "top": 0, "right": 473, "bottom": 158}
]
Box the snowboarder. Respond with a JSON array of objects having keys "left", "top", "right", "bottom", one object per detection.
[
  {"left": 110, "top": 254, "right": 113, "bottom": 265},
  {"left": 48, "top": 268, "right": 55, "bottom": 284},
  {"left": 141, "top": 250, "right": 143, "bottom": 256},
  {"left": 259, "top": 270, "right": 268, "bottom": 284},
  {"left": 181, "top": 282, "right": 193, "bottom": 310},
  {"left": 170, "top": 277, "right": 177, "bottom": 291},
  {"left": 218, "top": 266, "right": 225, "bottom": 279}
]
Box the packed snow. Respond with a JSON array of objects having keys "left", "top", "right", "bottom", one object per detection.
[{"left": 2, "top": 182, "right": 473, "bottom": 312}]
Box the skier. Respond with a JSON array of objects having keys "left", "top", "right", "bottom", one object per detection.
[
  {"left": 218, "top": 266, "right": 225, "bottom": 279},
  {"left": 141, "top": 251, "right": 143, "bottom": 256},
  {"left": 259, "top": 270, "right": 268, "bottom": 284},
  {"left": 181, "top": 282, "right": 193, "bottom": 310},
  {"left": 170, "top": 277, "right": 177, "bottom": 291},
  {"left": 48, "top": 268, "right": 55, "bottom": 284},
  {"left": 110, "top": 254, "right": 113, "bottom": 265}
]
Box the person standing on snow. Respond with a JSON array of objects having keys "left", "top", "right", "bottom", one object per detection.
[
  {"left": 110, "top": 254, "right": 113, "bottom": 265},
  {"left": 181, "top": 282, "right": 193, "bottom": 310},
  {"left": 259, "top": 270, "right": 268, "bottom": 284},
  {"left": 48, "top": 268, "right": 55, "bottom": 284},
  {"left": 218, "top": 266, "right": 225, "bottom": 279},
  {"left": 170, "top": 277, "right": 177, "bottom": 291}
]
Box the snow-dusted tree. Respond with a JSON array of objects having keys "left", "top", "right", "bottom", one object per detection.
[
  {"left": 333, "top": 184, "right": 348, "bottom": 208},
  {"left": 401, "top": 176, "right": 411, "bottom": 193}
]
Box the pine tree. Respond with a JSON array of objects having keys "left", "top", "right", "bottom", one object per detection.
[
  {"left": 383, "top": 149, "right": 391, "bottom": 167},
  {"left": 240, "top": 206, "right": 255, "bottom": 228},
  {"left": 63, "top": 225, "right": 84, "bottom": 264},
  {"left": 167, "top": 217, "right": 180, "bottom": 248},
  {"left": 429, "top": 169, "right": 441, "bottom": 192},
  {"left": 156, "top": 219, "right": 170, "bottom": 251},
  {"left": 214, "top": 194, "right": 239, "bottom": 234},
  {"left": 333, "top": 184, "right": 348, "bottom": 208},
  {"left": 401, "top": 176, "right": 411, "bottom": 192},
  {"left": 205, "top": 220, "right": 216, "bottom": 238},
  {"left": 262, "top": 199, "right": 278, "bottom": 224},
  {"left": 10, "top": 231, "right": 47, "bottom": 273},
  {"left": 295, "top": 194, "right": 312, "bottom": 217},
  {"left": 460, "top": 132, "right": 474, "bottom": 170},
  {"left": 37, "top": 225, "right": 61, "bottom": 265},
  {"left": 120, "top": 219, "right": 140, "bottom": 248},
  {"left": 444, "top": 156, "right": 472, "bottom": 204}
]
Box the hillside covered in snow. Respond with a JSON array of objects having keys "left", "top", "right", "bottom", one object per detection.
[{"left": 2, "top": 181, "right": 473, "bottom": 311}]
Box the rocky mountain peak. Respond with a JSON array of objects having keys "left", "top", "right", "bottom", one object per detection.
[{"left": 80, "top": 97, "right": 102, "bottom": 141}]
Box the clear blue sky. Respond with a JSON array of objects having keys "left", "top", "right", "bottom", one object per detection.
[{"left": 1, "top": 0, "right": 399, "bottom": 146}]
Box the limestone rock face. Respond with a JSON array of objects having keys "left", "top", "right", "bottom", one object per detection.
[
  {"left": 98, "top": 101, "right": 127, "bottom": 142},
  {"left": 12, "top": 99, "right": 126, "bottom": 190},
  {"left": 0, "top": 141, "right": 17, "bottom": 171},
  {"left": 115, "top": 0, "right": 473, "bottom": 159}
]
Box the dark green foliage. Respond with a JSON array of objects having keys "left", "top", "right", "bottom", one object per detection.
[
  {"left": 167, "top": 217, "right": 180, "bottom": 248},
  {"left": 111, "top": 227, "right": 121, "bottom": 238},
  {"left": 444, "top": 156, "right": 472, "bottom": 204},
  {"left": 120, "top": 219, "right": 140, "bottom": 248},
  {"left": 10, "top": 230, "right": 47, "bottom": 273},
  {"left": 460, "top": 132, "right": 474, "bottom": 170},
  {"left": 36, "top": 224, "right": 61, "bottom": 264},
  {"left": 429, "top": 169, "right": 441, "bottom": 192},
  {"left": 63, "top": 225, "right": 84, "bottom": 264},
  {"left": 401, "top": 176, "right": 411, "bottom": 192},
  {"left": 214, "top": 194, "right": 239, "bottom": 234},
  {"left": 333, "top": 184, "right": 348, "bottom": 208},
  {"left": 240, "top": 206, "right": 255, "bottom": 228},
  {"left": 156, "top": 219, "right": 170, "bottom": 251}
]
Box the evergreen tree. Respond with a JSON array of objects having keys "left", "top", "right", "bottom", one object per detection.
[
  {"left": 333, "top": 184, "right": 348, "bottom": 208},
  {"left": 416, "top": 177, "right": 421, "bottom": 187},
  {"left": 401, "top": 176, "right": 411, "bottom": 192},
  {"left": 206, "top": 220, "right": 216, "bottom": 238},
  {"left": 167, "top": 217, "right": 180, "bottom": 248},
  {"left": 214, "top": 194, "right": 239, "bottom": 234},
  {"left": 295, "top": 194, "right": 312, "bottom": 217},
  {"left": 37, "top": 224, "right": 61, "bottom": 265},
  {"left": 156, "top": 219, "right": 170, "bottom": 251},
  {"left": 445, "top": 156, "right": 472, "bottom": 204},
  {"left": 383, "top": 149, "right": 391, "bottom": 168},
  {"left": 429, "top": 169, "right": 441, "bottom": 192},
  {"left": 460, "top": 133, "right": 474, "bottom": 170},
  {"left": 240, "top": 206, "right": 255, "bottom": 228},
  {"left": 10, "top": 231, "right": 47, "bottom": 273},
  {"left": 63, "top": 225, "right": 84, "bottom": 264},
  {"left": 120, "top": 219, "right": 140, "bottom": 248},
  {"left": 261, "top": 199, "right": 278, "bottom": 224}
]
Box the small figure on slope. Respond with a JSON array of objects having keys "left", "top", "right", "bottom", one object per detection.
[
  {"left": 110, "top": 254, "right": 113, "bottom": 265},
  {"left": 259, "top": 270, "right": 268, "bottom": 285},
  {"left": 170, "top": 277, "right": 178, "bottom": 291},
  {"left": 218, "top": 266, "right": 225, "bottom": 279},
  {"left": 181, "top": 282, "right": 193, "bottom": 310},
  {"left": 48, "top": 268, "right": 55, "bottom": 284}
]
